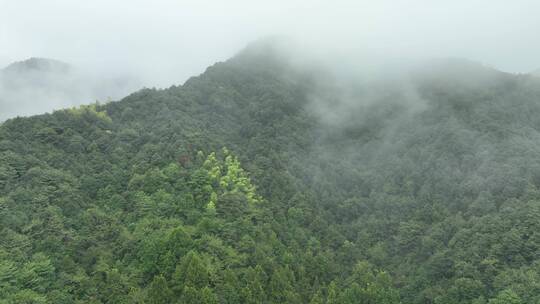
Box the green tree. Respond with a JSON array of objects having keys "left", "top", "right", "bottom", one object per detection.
[
  {"left": 172, "top": 251, "right": 209, "bottom": 293},
  {"left": 488, "top": 289, "right": 523, "bottom": 304},
  {"left": 147, "top": 275, "right": 173, "bottom": 304}
]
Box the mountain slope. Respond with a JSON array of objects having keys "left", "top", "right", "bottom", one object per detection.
[{"left": 1, "top": 43, "right": 540, "bottom": 303}]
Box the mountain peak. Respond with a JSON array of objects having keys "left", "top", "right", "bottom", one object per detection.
[
  {"left": 3, "top": 57, "right": 71, "bottom": 74},
  {"left": 231, "top": 36, "right": 298, "bottom": 65}
]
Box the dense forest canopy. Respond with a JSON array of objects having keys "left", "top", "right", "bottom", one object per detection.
[{"left": 1, "top": 41, "right": 540, "bottom": 303}]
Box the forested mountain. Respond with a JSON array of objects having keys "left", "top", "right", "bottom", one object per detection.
[
  {"left": 1, "top": 42, "right": 540, "bottom": 304},
  {"left": 3, "top": 58, "right": 72, "bottom": 74},
  {"left": 0, "top": 58, "right": 140, "bottom": 121}
]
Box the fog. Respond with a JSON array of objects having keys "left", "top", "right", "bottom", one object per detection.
[{"left": 1, "top": 0, "right": 540, "bottom": 119}]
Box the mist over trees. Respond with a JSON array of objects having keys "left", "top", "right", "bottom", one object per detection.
[
  {"left": 1, "top": 40, "right": 540, "bottom": 304},
  {"left": 0, "top": 58, "right": 141, "bottom": 121}
]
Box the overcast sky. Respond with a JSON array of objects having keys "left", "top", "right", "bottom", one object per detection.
[{"left": 1, "top": 0, "right": 540, "bottom": 88}]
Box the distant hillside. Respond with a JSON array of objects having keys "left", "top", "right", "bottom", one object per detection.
[
  {"left": 0, "top": 58, "right": 141, "bottom": 121},
  {"left": 1, "top": 41, "right": 539, "bottom": 303},
  {"left": 3, "top": 57, "right": 71, "bottom": 74}
]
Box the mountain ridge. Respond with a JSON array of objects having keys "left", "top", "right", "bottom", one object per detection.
[{"left": 3, "top": 57, "right": 72, "bottom": 74}]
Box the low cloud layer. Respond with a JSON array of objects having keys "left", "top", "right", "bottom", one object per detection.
[
  {"left": 2, "top": 0, "right": 540, "bottom": 88},
  {"left": 1, "top": 1, "right": 539, "bottom": 120},
  {"left": 0, "top": 58, "right": 141, "bottom": 120}
]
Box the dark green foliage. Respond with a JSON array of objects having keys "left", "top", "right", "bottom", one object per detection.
[
  {"left": 147, "top": 275, "right": 173, "bottom": 304},
  {"left": 1, "top": 44, "right": 540, "bottom": 303}
]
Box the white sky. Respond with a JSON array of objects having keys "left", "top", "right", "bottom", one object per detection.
[{"left": 1, "top": 0, "right": 540, "bottom": 87}]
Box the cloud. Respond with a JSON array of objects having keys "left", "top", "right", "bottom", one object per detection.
[
  {"left": 1, "top": 0, "right": 539, "bottom": 90},
  {"left": 1, "top": 0, "right": 539, "bottom": 119},
  {"left": 0, "top": 58, "right": 141, "bottom": 120}
]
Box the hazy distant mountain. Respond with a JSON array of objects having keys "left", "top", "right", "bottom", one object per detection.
[
  {"left": 0, "top": 57, "right": 141, "bottom": 121},
  {"left": 3, "top": 57, "right": 71, "bottom": 75}
]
